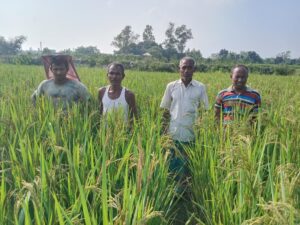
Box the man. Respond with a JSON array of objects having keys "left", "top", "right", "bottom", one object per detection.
[
  {"left": 32, "top": 55, "right": 90, "bottom": 110},
  {"left": 98, "top": 62, "right": 137, "bottom": 125},
  {"left": 160, "top": 56, "right": 209, "bottom": 143},
  {"left": 215, "top": 65, "right": 261, "bottom": 124},
  {"left": 160, "top": 56, "right": 209, "bottom": 223}
]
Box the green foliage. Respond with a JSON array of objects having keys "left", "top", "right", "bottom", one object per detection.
[
  {"left": 143, "top": 25, "right": 155, "bottom": 43},
  {"left": 274, "top": 65, "right": 296, "bottom": 76},
  {"left": 111, "top": 26, "right": 140, "bottom": 54},
  {"left": 0, "top": 35, "right": 27, "bottom": 56},
  {"left": 74, "top": 46, "right": 100, "bottom": 56}
]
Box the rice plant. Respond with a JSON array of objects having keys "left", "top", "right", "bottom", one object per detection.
[{"left": 0, "top": 64, "right": 299, "bottom": 224}]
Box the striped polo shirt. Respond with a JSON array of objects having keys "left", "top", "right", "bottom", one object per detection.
[{"left": 215, "top": 86, "right": 261, "bottom": 123}]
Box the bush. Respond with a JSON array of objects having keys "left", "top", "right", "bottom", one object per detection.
[
  {"left": 196, "top": 64, "right": 208, "bottom": 72},
  {"left": 274, "top": 66, "right": 295, "bottom": 76}
]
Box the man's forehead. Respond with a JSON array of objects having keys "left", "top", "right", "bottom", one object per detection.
[
  {"left": 180, "top": 59, "right": 194, "bottom": 66},
  {"left": 51, "top": 64, "right": 67, "bottom": 68},
  {"left": 109, "top": 65, "right": 122, "bottom": 72},
  {"left": 233, "top": 67, "right": 248, "bottom": 75}
]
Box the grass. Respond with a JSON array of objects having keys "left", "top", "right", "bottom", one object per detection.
[{"left": 0, "top": 64, "right": 299, "bottom": 224}]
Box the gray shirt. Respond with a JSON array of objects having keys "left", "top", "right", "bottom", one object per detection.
[{"left": 32, "top": 79, "right": 90, "bottom": 110}]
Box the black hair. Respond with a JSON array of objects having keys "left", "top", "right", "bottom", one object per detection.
[
  {"left": 50, "top": 55, "right": 69, "bottom": 70},
  {"left": 107, "top": 62, "right": 125, "bottom": 75},
  {"left": 231, "top": 64, "right": 249, "bottom": 75}
]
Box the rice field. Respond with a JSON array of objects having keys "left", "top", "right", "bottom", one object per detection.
[{"left": 0, "top": 64, "right": 299, "bottom": 225}]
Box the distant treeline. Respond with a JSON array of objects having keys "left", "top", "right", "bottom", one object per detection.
[
  {"left": 1, "top": 31, "right": 299, "bottom": 76},
  {"left": 0, "top": 52, "right": 298, "bottom": 76}
]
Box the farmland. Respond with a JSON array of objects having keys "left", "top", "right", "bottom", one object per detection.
[{"left": 0, "top": 64, "right": 299, "bottom": 224}]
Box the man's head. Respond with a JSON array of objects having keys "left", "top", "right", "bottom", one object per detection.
[
  {"left": 231, "top": 65, "right": 249, "bottom": 91},
  {"left": 50, "top": 56, "right": 69, "bottom": 82},
  {"left": 179, "top": 57, "right": 196, "bottom": 84},
  {"left": 107, "top": 63, "right": 125, "bottom": 86}
]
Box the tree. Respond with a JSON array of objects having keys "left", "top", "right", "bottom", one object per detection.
[
  {"left": 147, "top": 45, "right": 164, "bottom": 59},
  {"left": 185, "top": 48, "right": 202, "bottom": 61},
  {"left": 240, "top": 51, "right": 263, "bottom": 63},
  {"left": 163, "top": 22, "right": 177, "bottom": 50},
  {"left": 0, "top": 35, "right": 27, "bottom": 55},
  {"left": 275, "top": 51, "right": 291, "bottom": 64},
  {"left": 174, "top": 25, "right": 193, "bottom": 53},
  {"left": 217, "top": 49, "right": 229, "bottom": 60},
  {"left": 163, "top": 22, "right": 193, "bottom": 54},
  {"left": 111, "top": 26, "right": 139, "bottom": 53},
  {"left": 143, "top": 25, "right": 155, "bottom": 43},
  {"left": 42, "top": 47, "right": 56, "bottom": 55},
  {"left": 74, "top": 46, "right": 100, "bottom": 55}
]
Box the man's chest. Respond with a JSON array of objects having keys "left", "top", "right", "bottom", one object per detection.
[{"left": 44, "top": 85, "right": 77, "bottom": 100}]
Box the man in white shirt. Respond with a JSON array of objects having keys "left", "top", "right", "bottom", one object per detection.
[
  {"left": 160, "top": 57, "right": 209, "bottom": 200},
  {"left": 160, "top": 56, "right": 209, "bottom": 143}
]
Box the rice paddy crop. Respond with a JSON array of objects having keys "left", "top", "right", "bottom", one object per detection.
[{"left": 0, "top": 64, "right": 299, "bottom": 224}]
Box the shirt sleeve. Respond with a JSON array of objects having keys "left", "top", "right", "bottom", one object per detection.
[
  {"left": 252, "top": 92, "right": 261, "bottom": 113},
  {"left": 215, "top": 92, "right": 223, "bottom": 109},
  {"left": 32, "top": 80, "right": 46, "bottom": 99},
  {"left": 160, "top": 83, "right": 172, "bottom": 110},
  {"left": 78, "top": 83, "right": 90, "bottom": 101},
  {"left": 201, "top": 85, "right": 209, "bottom": 110}
]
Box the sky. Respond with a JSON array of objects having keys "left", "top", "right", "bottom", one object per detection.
[{"left": 1, "top": 0, "right": 300, "bottom": 58}]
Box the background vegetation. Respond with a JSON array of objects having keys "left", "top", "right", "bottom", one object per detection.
[{"left": 1, "top": 23, "right": 300, "bottom": 76}]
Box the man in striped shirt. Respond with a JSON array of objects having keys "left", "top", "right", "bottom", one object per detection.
[{"left": 215, "top": 65, "right": 261, "bottom": 124}]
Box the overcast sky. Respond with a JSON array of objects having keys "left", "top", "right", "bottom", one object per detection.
[{"left": 1, "top": 0, "right": 299, "bottom": 58}]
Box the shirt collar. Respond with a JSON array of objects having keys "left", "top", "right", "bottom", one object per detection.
[
  {"left": 178, "top": 79, "right": 196, "bottom": 87},
  {"left": 227, "top": 85, "right": 252, "bottom": 92}
]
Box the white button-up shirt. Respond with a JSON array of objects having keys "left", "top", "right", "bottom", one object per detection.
[{"left": 160, "top": 79, "right": 209, "bottom": 142}]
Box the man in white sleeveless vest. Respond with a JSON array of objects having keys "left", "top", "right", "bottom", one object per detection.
[{"left": 98, "top": 63, "right": 137, "bottom": 126}]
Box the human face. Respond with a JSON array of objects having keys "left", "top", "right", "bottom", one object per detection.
[
  {"left": 107, "top": 65, "right": 124, "bottom": 86},
  {"left": 179, "top": 59, "right": 195, "bottom": 84},
  {"left": 231, "top": 67, "right": 248, "bottom": 90},
  {"left": 51, "top": 64, "right": 68, "bottom": 82}
]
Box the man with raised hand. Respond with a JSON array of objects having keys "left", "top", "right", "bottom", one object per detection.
[{"left": 32, "top": 55, "right": 90, "bottom": 110}]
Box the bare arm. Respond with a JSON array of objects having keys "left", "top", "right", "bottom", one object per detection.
[
  {"left": 98, "top": 87, "right": 106, "bottom": 115},
  {"left": 161, "top": 108, "right": 170, "bottom": 135},
  {"left": 125, "top": 89, "right": 138, "bottom": 123}
]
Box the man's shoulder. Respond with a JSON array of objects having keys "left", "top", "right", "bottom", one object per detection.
[
  {"left": 246, "top": 87, "right": 261, "bottom": 96},
  {"left": 124, "top": 87, "right": 135, "bottom": 96},
  {"left": 216, "top": 87, "right": 231, "bottom": 97},
  {"left": 39, "top": 79, "right": 52, "bottom": 85},
  {"left": 67, "top": 79, "right": 87, "bottom": 89},
  {"left": 166, "top": 80, "right": 180, "bottom": 86},
  {"left": 191, "top": 80, "right": 206, "bottom": 88},
  {"left": 37, "top": 79, "right": 54, "bottom": 88}
]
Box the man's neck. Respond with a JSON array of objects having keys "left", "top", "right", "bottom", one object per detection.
[
  {"left": 54, "top": 78, "right": 68, "bottom": 85},
  {"left": 109, "top": 84, "right": 122, "bottom": 92},
  {"left": 181, "top": 79, "right": 192, "bottom": 87},
  {"left": 232, "top": 85, "right": 246, "bottom": 93}
]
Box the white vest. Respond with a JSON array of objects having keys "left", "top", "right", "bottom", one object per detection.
[{"left": 102, "top": 86, "right": 129, "bottom": 121}]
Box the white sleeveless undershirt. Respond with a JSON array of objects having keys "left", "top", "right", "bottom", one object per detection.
[{"left": 102, "top": 86, "right": 129, "bottom": 121}]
